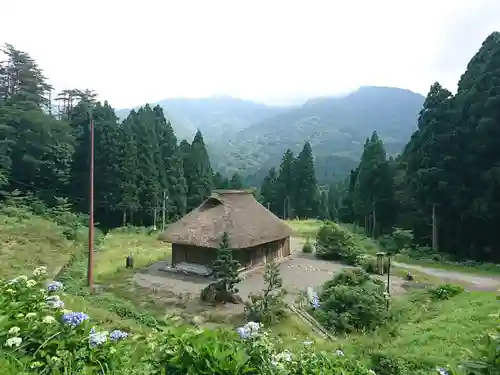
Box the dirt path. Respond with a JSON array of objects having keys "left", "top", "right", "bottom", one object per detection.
[{"left": 393, "top": 261, "right": 500, "bottom": 291}]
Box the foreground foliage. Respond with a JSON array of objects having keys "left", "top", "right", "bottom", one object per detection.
[{"left": 0, "top": 267, "right": 380, "bottom": 374}]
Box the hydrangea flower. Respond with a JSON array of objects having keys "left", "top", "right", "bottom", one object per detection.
[
  {"left": 26, "top": 279, "right": 37, "bottom": 288},
  {"left": 25, "top": 313, "right": 37, "bottom": 319},
  {"left": 336, "top": 349, "right": 345, "bottom": 356},
  {"left": 436, "top": 367, "right": 449, "bottom": 375},
  {"left": 62, "top": 312, "right": 89, "bottom": 327},
  {"left": 110, "top": 330, "right": 128, "bottom": 341},
  {"left": 302, "top": 340, "right": 313, "bottom": 346},
  {"left": 236, "top": 321, "right": 261, "bottom": 339},
  {"left": 311, "top": 292, "right": 320, "bottom": 309},
  {"left": 5, "top": 337, "right": 22, "bottom": 347},
  {"left": 47, "top": 281, "right": 64, "bottom": 293},
  {"left": 33, "top": 266, "right": 47, "bottom": 277},
  {"left": 89, "top": 330, "right": 108, "bottom": 347},
  {"left": 46, "top": 295, "right": 65, "bottom": 309},
  {"left": 42, "top": 316, "right": 56, "bottom": 324},
  {"left": 8, "top": 275, "right": 28, "bottom": 284},
  {"left": 8, "top": 327, "right": 20, "bottom": 335}
]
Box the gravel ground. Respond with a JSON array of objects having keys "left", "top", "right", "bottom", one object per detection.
[{"left": 133, "top": 237, "right": 407, "bottom": 302}]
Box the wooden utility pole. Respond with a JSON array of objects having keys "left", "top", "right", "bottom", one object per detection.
[
  {"left": 162, "top": 190, "right": 167, "bottom": 231},
  {"left": 372, "top": 204, "right": 377, "bottom": 238},
  {"left": 87, "top": 113, "right": 95, "bottom": 292},
  {"left": 153, "top": 208, "right": 157, "bottom": 230},
  {"left": 432, "top": 204, "right": 438, "bottom": 251}
]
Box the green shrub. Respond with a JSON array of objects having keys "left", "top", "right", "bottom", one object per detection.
[
  {"left": 245, "top": 262, "right": 287, "bottom": 325},
  {"left": 429, "top": 284, "right": 465, "bottom": 300},
  {"left": 315, "top": 269, "right": 388, "bottom": 334},
  {"left": 302, "top": 237, "right": 314, "bottom": 253},
  {"left": 360, "top": 256, "right": 389, "bottom": 275},
  {"left": 315, "top": 222, "right": 364, "bottom": 265}
]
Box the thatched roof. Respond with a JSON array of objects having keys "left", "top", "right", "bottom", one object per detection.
[{"left": 158, "top": 190, "right": 292, "bottom": 249}]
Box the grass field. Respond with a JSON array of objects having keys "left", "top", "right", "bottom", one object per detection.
[
  {"left": 0, "top": 209, "right": 84, "bottom": 279},
  {"left": 95, "top": 228, "right": 171, "bottom": 282},
  {"left": 278, "top": 289, "right": 498, "bottom": 368}
]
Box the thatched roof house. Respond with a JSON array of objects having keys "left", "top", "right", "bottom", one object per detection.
[{"left": 159, "top": 190, "right": 293, "bottom": 271}]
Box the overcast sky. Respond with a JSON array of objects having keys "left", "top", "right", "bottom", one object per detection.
[{"left": 1, "top": 0, "right": 499, "bottom": 108}]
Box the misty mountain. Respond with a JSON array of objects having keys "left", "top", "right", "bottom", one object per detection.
[
  {"left": 211, "top": 86, "right": 425, "bottom": 183},
  {"left": 116, "top": 96, "right": 290, "bottom": 142}
]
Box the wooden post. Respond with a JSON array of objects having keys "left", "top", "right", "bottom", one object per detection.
[
  {"left": 432, "top": 204, "right": 437, "bottom": 251},
  {"left": 162, "top": 190, "right": 167, "bottom": 231}
]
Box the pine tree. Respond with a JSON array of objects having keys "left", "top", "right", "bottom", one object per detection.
[
  {"left": 134, "top": 105, "right": 162, "bottom": 225},
  {"left": 212, "top": 232, "right": 242, "bottom": 298},
  {"left": 260, "top": 167, "right": 279, "bottom": 214},
  {"left": 276, "top": 149, "right": 295, "bottom": 219},
  {"left": 184, "top": 130, "right": 213, "bottom": 211},
  {"left": 293, "top": 141, "right": 319, "bottom": 218},
  {"left": 354, "top": 132, "right": 395, "bottom": 236},
  {"left": 154, "top": 105, "right": 187, "bottom": 220}
]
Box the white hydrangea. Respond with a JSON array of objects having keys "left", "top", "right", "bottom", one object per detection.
[
  {"left": 42, "top": 316, "right": 56, "bottom": 324},
  {"left": 5, "top": 337, "right": 22, "bottom": 347},
  {"left": 26, "top": 279, "right": 37, "bottom": 288},
  {"left": 8, "top": 326, "right": 20, "bottom": 335},
  {"left": 25, "top": 313, "right": 37, "bottom": 319},
  {"left": 33, "top": 266, "right": 47, "bottom": 277}
]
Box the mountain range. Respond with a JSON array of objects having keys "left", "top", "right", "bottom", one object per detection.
[{"left": 116, "top": 86, "right": 425, "bottom": 185}]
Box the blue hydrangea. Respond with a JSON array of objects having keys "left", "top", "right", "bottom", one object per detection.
[
  {"left": 109, "top": 330, "right": 128, "bottom": 341},
  {"left": 47, "top": 281, "right": 63, "bottom": 293},
  {"left": 311, "top": 292, "right": 320, "bottom": 309},
  {"left": 62, "top": 312, "right": 89, "bottom": 327},
  {"left": 436, "top": 368, "right": 449, "bottom": 375}
]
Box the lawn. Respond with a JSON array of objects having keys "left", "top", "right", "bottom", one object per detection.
[
  {"left": 284, "top": 219, "right": 323, "bottom": 238},
  {"left": 94, "top": 227, "right": 171, "bottom": 282}
]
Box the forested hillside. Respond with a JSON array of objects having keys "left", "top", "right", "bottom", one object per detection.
[
  {"left": 258, "top": 32, "right": 500, "bottom": 263},
  {"left": 221, "top": 86, "right": 424, "bottom": 178},
  {"left": 0, "top": 43, "right": 243, "bottom": 230}
]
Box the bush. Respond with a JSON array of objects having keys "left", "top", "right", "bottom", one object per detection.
[
  {"left": 302, "top": 237, "right": 314, "bottom": 253},
  {"left": 315, "top": 222, "right": 364, "bottom": 265},
  {"left": 0, "top": 268, "right": 380, "bottom": 374},
  {"left": 360, "top": 256, "right": 389, "bottom": 275},
  {"left": 314, "top": 269, "right": 388, "bottom": 333},
  {"left": 429, "top": 284, "right": 464, "bottom": 300},
  {"left": 245, "top": 262, "right": 287, "bottom": 325}
]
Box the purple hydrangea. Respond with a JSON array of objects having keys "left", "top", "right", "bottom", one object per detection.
[
  {"left": 109, "top": 330, "right": 128, "bottom": 341},
  {"left": 47, "top": 281, "right": 63, "bottom": 293},
  {"left": 62, "top": 312, "right": 89, "bottom": 327}
]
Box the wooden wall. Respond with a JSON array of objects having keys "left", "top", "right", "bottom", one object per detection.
[{"left": 171, "top": 236, "right": 291, "bottom": 270}]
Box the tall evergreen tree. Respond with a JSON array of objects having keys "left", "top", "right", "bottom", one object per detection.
[
  {"left": 153, "top": 105, "right": 187, "bottom": 220},
  {"left": 293, "top": 142, "right": 319, "bottom": 218},
  {"left": 184, "top": 130, "right": 213, "bottom": 211},
  {"left": 276, "top": 149, "right": 295, "bottom": 219},
  {"left": 260, "top": 167, "right": 279, "bottom": 214}
]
